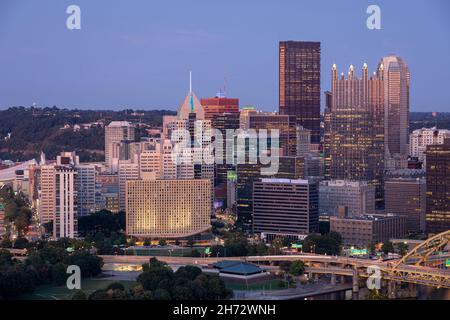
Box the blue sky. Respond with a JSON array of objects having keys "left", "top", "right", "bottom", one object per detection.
[{"left": 0, "top": 0, "right": 449, "bottom": 112}]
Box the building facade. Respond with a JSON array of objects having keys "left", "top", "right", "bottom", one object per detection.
[
  {"left": 105, "top": 121, "right": 135, "bottom": 171},
  {"left": 324, "top": 63, "right": 384, "bottom": 207},
  {"left": 200, "top": 95, "right": 239, "bottom": 121},
  {"left": 378, "top": 56, "right": 410, "bottom": 170},
  {"left": 410, "top": 127, "right": 450, "bottom": 164},
  {"left": 319, "top": 180, "right": 375, "bottom": 217},
  {"left": 253, "top": 178, "right": 319, "bottom": 240},
  {"left": 330, "top": 214, "right": 407, "bottom": 247},
  {"left": 385, "top": 177, "right": 426, "bottom": 233},
  {"left": 279, "top": 41, "right": 321, "bottom": 144},
  {"left": 425, "top": 139, "right": 450, "bottom": 234},
  {"left": 126, "top": 179, "right": 211, "bottom": 238}
]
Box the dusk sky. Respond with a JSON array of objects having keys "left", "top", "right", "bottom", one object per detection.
[{"left": 0, "top": 0, "right": 449, "bottom": 112}]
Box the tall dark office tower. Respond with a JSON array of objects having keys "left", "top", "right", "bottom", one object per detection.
[
  {"left": 211, "top": 113, "right": 240, "bottom": 186},
  {"left": 325, "top": 63, "right": 385, "bottom": 207},
  {"left": 279, "top": 41, "right": 321, "bottom": 144},
  {"left": 425, "top": 139, "right": 450, "bottom": 234}
]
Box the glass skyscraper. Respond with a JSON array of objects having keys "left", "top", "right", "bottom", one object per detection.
[{"left": 279, "top": 41, "right": 321, "bottom": 144}]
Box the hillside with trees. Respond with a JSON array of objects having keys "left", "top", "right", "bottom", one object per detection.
[{"left": 0, "top": 106, "right": 176, "bottom": 162}]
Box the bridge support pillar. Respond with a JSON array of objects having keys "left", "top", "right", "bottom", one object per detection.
[
  {"left": 388, "top": 281, "right": 396, "bottom": 299},
  {"left": 409, "top": 283, "right": 417, "bottom": 298},
  {"left": 340, "top": 275, "right": 346, "bottom": 284},
  {"left": 330, "top": 273, "right": 336, "bottom": 285},
  {"left": 352, "top": 270, "right": 359, "bottom": 300},
  {"left": 314, "top": 273, "right": 319, "bottom": 282}
]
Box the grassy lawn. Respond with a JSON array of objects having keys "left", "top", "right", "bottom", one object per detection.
[
  {"left": 225, "top": 278, "right": 288, "bottom": 291},
  {"left": 21, "top": 279, "right": 137, "bottom": 300}
]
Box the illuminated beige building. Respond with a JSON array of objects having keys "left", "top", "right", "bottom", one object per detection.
[{"left": 126, "top": 179, "right": 211, "bottom": 238}]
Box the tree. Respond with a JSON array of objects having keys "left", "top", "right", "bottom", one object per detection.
[
  {"left": 13, "top": 237, "right": 29, "bottom": 249},
  {"left": 63, "top": 250, "right": 103, "bottom": 277},
  {"left": 158, "top": 239, "right": 167, "bottom": 246},
  {"left": 106, "top": 282, "right": 125, "bottom": 291},
  {"left": 88, "top": 289, "right": 109, "bottom": 300},
  {"left": 369, "top": 241, "right": 377, "bottom": 255},
  {"left": 0, "top": 238, "right": 12, "bottom": 248},
  {"left": 143, "top": 238, "right": 151, "bottom": 246},
  {"left": 268, "top": 237, "right": 284, "bottom": 255},
  {"left": 51, "top": 263, "right": 68, "bottom": 286},
  {"left": 302, "top": 233, "right": 341, "bottom": 255},
  {"left": 71, "top": 290, "right": 87, "bottom": 300},
  {"left": 153, "top": 288, "right": 171, "bottom": 300},
  {"left": 395, "top": 242, "right": 409, "bottom": 256},
  {"left": 278, "top": 261, "right": 292, "bottom": 273},
  {"left": 288, "top": 260, "right": 305, "bottom": 276},
  {"left": 382, "top": 241, "right": 395, "bottom": 254},
  {"left": 14, "top": 207, "right": 32, "bottom": 236},
  {"left": 0, "top": 249, "right": 13, "bottom": 266},
  {"left": 0, "top": 265, "right": 36, "bottom": 299}
]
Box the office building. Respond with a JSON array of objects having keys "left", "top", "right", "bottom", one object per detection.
[
  {"left": 95, "top": 173, "right": 120, "bottom": 213},
  {"left": 200, "top": 95, "right": 239, "bottom": 121},
  {"left": 410, "top": 127, "right": 450, "bottom": 164},
  {"left": 239, "top": 105, "right": 257, "bottom": 130},
  {"left": 425, "top": 139, "right": 450, "bottom": 234},
  {"left": 118, "top": 161, "right": 140, "bottom": 212},
  {"left": 319, "top": 180, "right": 375, "bottom": 217},
  {"left": 324, "top": 63, "right": 384, "bottom": 206},
  {"left": 385, "top": 177, "right": 426, "bottom": 233},
  {"left": 253, "top": 178, "right": 319, "bottom": 240},
  {"left": 378, "top": 56, "right": 410, "bottom": 170},
  {"left": 105, "top": 121, "right": 135, "bottom": 171},
  {"left": 249, "top": 113, "right": 298, "bottom": 157},
  {"left": 279, "top": 41, "right": 321, "bottom": 144},
  {"left": 126, "top": 178, "right": 211, "bottom": 238},
  {"left": 330, "top": 214, "right": 407, "bottom": 247},
  {"left": 75, "top": 164, "right": 96, "bottom": 217},
  {"left": 236, "top": 157, "right": 305, "bottom": 229}
]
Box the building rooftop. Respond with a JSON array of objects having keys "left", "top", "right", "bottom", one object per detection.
[
  {"left": 213, "top": 260, "right": 264, "bottom": 275},
  {"left": 107, "top": 121, "right": 133, "bottom": 127},
  {"left": 260, "top": 178, "right": 309, "bottom": 185}
]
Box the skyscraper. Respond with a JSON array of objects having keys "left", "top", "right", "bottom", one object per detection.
[
  {"left": 425, "top": 139, "right": 450, "bottom": 234},
  {"left": 378, "top": 56, "right": 410, "bottom": 170},
  {"left": 200, "top": 94, "right": 239, "bottom": 121},
  {"left": 325, "top": 63, "right": 385, "bottom": 206},
  {"left": 105, "top": 121, "right": 135, "bottom": 171},
  {"left": 279, "top": 41, "right": 321, "bottom": 144}
]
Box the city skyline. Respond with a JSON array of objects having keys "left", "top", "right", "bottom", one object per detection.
[{"left": 0, "top": 0, "right": 449, "bottom": 112}]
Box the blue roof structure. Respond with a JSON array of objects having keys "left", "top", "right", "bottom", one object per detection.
[{"left": 213, "top": 260, "right": 264, "bottom": 275}]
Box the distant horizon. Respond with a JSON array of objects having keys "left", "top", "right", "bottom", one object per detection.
[
  {"left": 1, "top": 0, "right": 449, "bottom": 112},
  {"left": 0, "top": 105, "right": 448, "bottom": 114}
]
